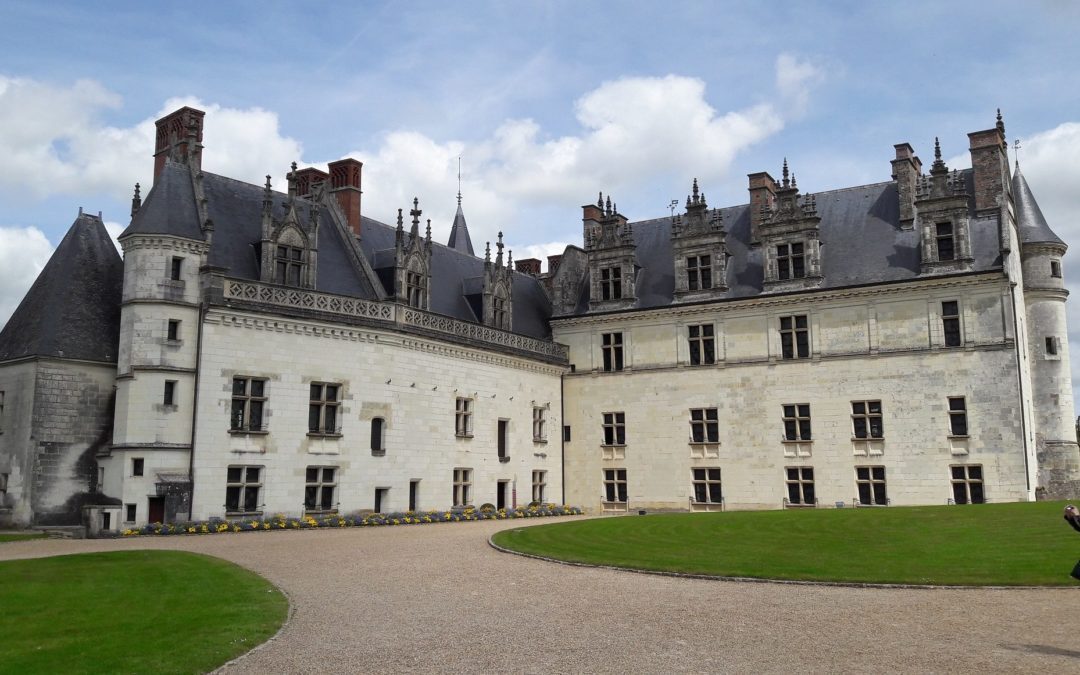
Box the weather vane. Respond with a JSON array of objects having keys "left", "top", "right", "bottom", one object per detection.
[
  {"left": 1013, "top": 138, "right": 1021, "bottom": 168},
  {"left": 669, "top": 199, "right": 679, "bottom": 218}
]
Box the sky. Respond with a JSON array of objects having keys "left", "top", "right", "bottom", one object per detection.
[{"left": 2, "top": 0, "right": 1080, "bottom": 400}]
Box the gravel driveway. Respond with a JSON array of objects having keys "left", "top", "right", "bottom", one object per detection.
[{"left": 2, "top": 518, "right": 1078, "bottom": 674}]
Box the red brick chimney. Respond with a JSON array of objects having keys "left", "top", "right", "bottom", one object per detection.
[
  {"left": 154, "top": 106, "right": 205, "bottom": 182},
  {"left": 328, "top": 158, "right": 363, "bottom": 236},
  {"left": 747, "top": 171, "right": 777, "bottom": 243},
  {"left": 967, "top": 114, "right": 1008, "bottom": 215},
  {"left": 547, "top": 254, "right": 563, "bottom": 276},
  {"left": 515, "top": 258, "right": 542, "bottom": 276},
  {"left": 891, "top": 143, "right": 922, "bottom": 229},
  {"left": 294, "top": 167, "right": 329, "bottom": 198}
]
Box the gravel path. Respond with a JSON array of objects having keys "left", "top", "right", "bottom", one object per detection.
[{"left": 2, "top": 518, "right": 1078, "bottom": 674}]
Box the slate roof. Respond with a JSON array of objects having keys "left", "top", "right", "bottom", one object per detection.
[
  {"left": 567, "top": 170, "right": 1006, "bottom": 315},
  {"left": 447, "top": 202, "right": 475, "bottom": 256},
  {"left": 0, "top": 212, "right": 123, "bottom": 363},
  {"left": 121, "top": 161, "right": 205, "bottom": 241},
  {"left": 1013, "top": 166, "right": 1065, "bottom": 247}
]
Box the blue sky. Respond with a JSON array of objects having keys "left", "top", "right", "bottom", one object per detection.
[{"left": 2, "top": 0, "right": 1080, "bottom": 396}]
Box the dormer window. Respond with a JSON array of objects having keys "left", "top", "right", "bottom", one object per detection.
[
  {"left": 275, "top": 245, "right": 305, "bottom": 286},
  {"left": 406, "top": 270, "right": 424, "bottom": 308},
  {"left": 600, "top": 266, "right": 622, "bottom": 300},
  {"left": 687, "top": 256, "right": 712, "bottom": 291},
  {"left": 493, "top": 293, "right": 509, "bottom": 330},
  {"left": 776, "top": 243, "right": 806, "bottom": 280},
  {"left": 936, "top": 223, "right": 955, "bottom": 261}
]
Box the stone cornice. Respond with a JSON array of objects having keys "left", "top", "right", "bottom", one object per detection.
[{"left": 120, "top": 234, "right": 210, "bottom": 255}]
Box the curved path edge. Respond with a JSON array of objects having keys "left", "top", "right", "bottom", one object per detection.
[{"left": 211, "top": 578, "right": 296, "bottom": 674}]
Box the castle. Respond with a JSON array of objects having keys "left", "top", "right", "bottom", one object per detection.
[{"left": 1, "top": 106, "right": 1076, "bottom": 530}]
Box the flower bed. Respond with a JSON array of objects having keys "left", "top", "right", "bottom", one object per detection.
[{"left": 121, "top": 504, "right": 582, "bottom": 537}]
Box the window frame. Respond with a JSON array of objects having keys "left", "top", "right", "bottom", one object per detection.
[
  {"left": 779, "top": 314, "right": 810, "bottom": 360},
  {"left": 948, "top": 397, "right": 968, "bottom": 437},
  {"left": 304, "top": 466, "right": 338, "bottom": 513},
  {"left": 686, "top": 255, "right": 712, "bottom": 291},
  {"left": 170, "top": 256, "right": 183, "bottom": 281},
  {"left": 855, "top": 465, "right": 888, "bottom": 506},
  {"left": 230, "top": 377, "right": 268, "bottom": 433},
  {"left": 936, "top": 222, "right": 955, "bottom": 261},
  {"left": 163, "top": 380, "right": 177, "bottom": 406},
  {"left": 941, "top": 300, "right": 962, "bottom": 348},
  {"left": 602, "top": 411, "right": 626, "bottom": 446},
  {"left": 166, "top": 319, "right": 180, "bottom": 342},
  {"left": 950, "top": 464, "right": 985, "bottom": 504},
  {"left": 782, "top": 404, "right": 812, "bottom": 441},
  {"left": 307, "top": 382, "right": 342, "bottom": 436},
  {"left": 124, "top": 503, "right": 137, "bottom": 523},
  {"left": 225, "top": 465, "right": 264, "bottom": 515},
  {"left": 132, "top": 457, "right": 144, "bottom": 477},
  {"left": 455, "top": 397, "right": 474, "bottom": 438},
  {"left": 785, "top": 466, "right": 816, "bottom": 506},
  {"left": 776, "top": 242, "right": 806, "bottom": 281},
  {"left": 688, "top": 324, "right": 716, "bottom": 366},
  {"left": 370, "top": 417, "right": 386, "bottom": 456},
  {"left": 1051, "top": 260, "right": 1062, "bottom": 278},
  {"left": 601, "top": 332, "right": 624, "bottom": 372},
  {"left": 406, "top": 270, "right": 425, "bottom": 308},
  {"left": 689, "top": 407, "right": 719, "bottom": 444},
  {"left": 453, "top": 467, "right": 472, "bottom": 506},
  {"left": 851, "top": 400, "right": 884, "bottom": 439},
  {"left": 691, "top": 467, "right": 723, "bottom": 504},
  {"left": 532, "top": 470, "right": 547, "bottom": 503},
  {"left": 603, "top": 468, "right": 628, "bottom": 503},
  {"left": 600, "top": 266, "right": 623, "bottom": 301},
  {"left": 274, "top": 244, "right": 305, "bottom": 287},
  {"left": 532, "top": 406, "right": 547, "bottom": 443}
]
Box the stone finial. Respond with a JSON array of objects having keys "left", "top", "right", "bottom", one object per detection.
[
  {"left": 496, "top": 231, "right": 505, "bottom": 266},
  {"left": 791, "top": 173, "right": 797, "bottom": 189},
  {"left": 131, "top": 183, "right": 142, "bottom": 218},
  {"left": 934, "top": 137, "right": 941, "bottom": 160},
  {"left": 782, "top": 158, "right": 790, "bottom": 188},
  {"left": 931, "top": 137, "right": 947, "bottom": 173},
  {"left": 597, "top": 192, "right": 604, "bottom": 209},
  {"left": 396, "top": 208, "right": 404, "bottom": 231},
  {"left": 507, "top": 249, "right": 513, "bottom": 269},
  {"left": 485, "top": 241, "right": 491, "bottom": 263},
  {"left": 425, "top": 218, "right": 431, "bottom": 241},
  {"left": 409, "top": 197, "right": 421, "bottom": 234},
  {"left": 605, "top": 195, "right": 612, "bottom": 217},
  {"left": 692, "top": 178, "right": 699, "bottom": 202},
  {"left": 996, "top": 108, "right": 1005, "bottom": 135}
]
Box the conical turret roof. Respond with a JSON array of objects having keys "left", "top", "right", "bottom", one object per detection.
[
  {"left": 0, "top": 212, "right": 124, "bottom": 363},
  {"left": 1013, "top": 166, "right": 1065, "bottom": 247},
  {"left": 447, "top": 203, "right": 475, "bottom": 256}
]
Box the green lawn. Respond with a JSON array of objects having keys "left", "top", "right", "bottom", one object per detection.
[
  {"left": 492, "top": 501, "right": 1080, "bottom": 586},
  {"left": 0, "top": 551, "right": 288, "bottom": 674},
  {"left": 0, "top": 532, "right": 47, "bottom": 543}
]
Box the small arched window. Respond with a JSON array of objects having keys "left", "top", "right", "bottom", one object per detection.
[{"left": 371, "top": 417, "right": 385, "bottom": 456}]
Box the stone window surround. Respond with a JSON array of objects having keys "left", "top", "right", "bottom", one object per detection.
[
  {"left": 687, "top": 324, "right": 716, "bottom": 366},
  {"left": 950, "top": 464, "right": 985, "bottom": 504},
  {"left": 532, "top": 405, "right": 548, "bottom": 443},
  {"left": 778, "top": 314, "right": 810, "bottom": 360},
  {"left": 782, "top": 403, "right": 812, "bottom": 441},
  {"left": 948, "top": 397, "right": 969, "bottom": 437},
  {"left": 304, "top": 465, "right": 338, "bottom": 513},
  {"left": 855, "top": 465, "right": 888, "bottom": 506},
  {"left": 532, "top": 470, "right": 547, "bottom": 503},
  {"left": 308, "top": 382, "right": 342, "bottom": 437},
  {"left": 689, "top": 407, "right": 719, "bottom": 444},
  {"left": 602, "top": 411, "right": 626, "bottom": 447},
  {"left": 851, "top": 400, "right": 884, "bottom": 440},
  {"left": 601, "top": 331, "right": 624, "bottom": 372},
  {"left": 686, "top": 254, "right": 713, "bottom": 291},
  {"left": 785, "top": 466, "right": 816, "bottom": 507},
  {"left": 603, "top": 468, "right": 627, "bottom": 503},
  {"left": 691, "top": 467, "right": 723, "bottom": 504},
  {"left": 230, "top": 376, "right": 268, "bottom": 434},
  {"left": 225, "top": 465, "right": 264, "bottom": 515},
  {"left": 453, "top": 467, "right": 472, "bottom": 506},
  {"left": 455, "top": 397, "right": 474, "bottom": 438}
]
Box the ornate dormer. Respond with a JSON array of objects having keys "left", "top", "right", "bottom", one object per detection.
[
  {"left": 759, "top": 161, "right": 823, "bottom": 292},
  {"left": 482, "top": 233, "right": 513, "bottom": 330},
  {"left": 394, "top": 198, "right": 433, "bottom": 309},
  {"left": 259, "top": 164, "right": 319, "bottom": 288},
  {"left": 672, "top": 178, "right": 727, "bottom": 302},
  {"left": 915, "top": 138, "right": 974, "bottom": 274},
  {"left": 584, "top": 192, "right": 637, "bottom": 310}
]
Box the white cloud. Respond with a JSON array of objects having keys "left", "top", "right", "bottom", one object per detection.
[
  {"left": 775, "top": 53, "right": 826, "bottom": 116},
  {"left": 0, "top": 226, "right": 54, "bottom": 324}
]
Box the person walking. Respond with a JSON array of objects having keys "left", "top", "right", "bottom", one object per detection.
[{"left": 1067, "top": 504, "right": 1080, "bottom": 533}]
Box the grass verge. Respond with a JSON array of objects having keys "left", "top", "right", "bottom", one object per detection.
[
  {"left": 492, "top": 501, "right": 1080, "bottom": 586},
  {"left": 0, "top": 533, "right": 47, "bottom": 543},
  {"left": 0, "top": 550, "right": 288, "bottom": 674}
]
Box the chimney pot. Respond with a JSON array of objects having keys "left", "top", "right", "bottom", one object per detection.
[
  {"left": 328, "top": 158, "right": 363, "bottom": 236},
  {"left": 153, "top": 106, "right": 205, "bottom": 183},
  {"left": 514, "top": 258, "right": 542, "bottom": 276}
]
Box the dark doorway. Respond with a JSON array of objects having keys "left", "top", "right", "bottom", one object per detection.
[
  {"left": 148, "top": 497, "right": 165, "bottom": 523},
  {"left": 409, "top": 480, "right": 419, "bottom": 511},
  {"left": 497, "top": 480, "right": 509, "bottom": 510},
  {"left": 375, "top": 488, "right": 389, "bottom": 513}
]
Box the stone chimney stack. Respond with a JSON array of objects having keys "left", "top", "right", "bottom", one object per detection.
[
  {"left": 582, "top": 195, "right": 605, "bottom": 247},
  {"left": 747, "top": 171, "right": 777, "bottom": 243},
  {"left": 328, "top": 158, "right": 363, "bottom": 236},
  {"left": 153, "top": 106, "right": 205, "bottom": 183},
  {"left": 967, "top": 110, "right": 1009, "bottom": 215},
  {"left": 891, "top": 143, "right": 922, "bottom": 229},
  {"left": 547, "top": 254, "right": 563, "bottom": 276},
  {"left": 515, "top": 258, "right": 542, "bottom": 276}
]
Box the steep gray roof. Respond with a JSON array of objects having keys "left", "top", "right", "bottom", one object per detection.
[
  {"left": 1013, "top": 166, "right": 1065, "bottom": 247},
  {"left": 567, "top": 170, "right": 1004, "bottom": 314},
  {"left": 0, "top": 213, "right": 123, "bottom": 363},
  {"left": 120, "top": 160, "right": 205, "bottom": 241},
  {"left": 447, "top": 203, "right": 475, "bottom": 256}
]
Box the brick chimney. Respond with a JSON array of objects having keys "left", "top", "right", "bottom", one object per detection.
[
  {"left": 154, "top": 106, "right": 205, "bottom": 183},
  {"left": 967, "top": 113, "right": 1008, "bottom": 215},
  {"left": 515, "top": 258, "right": 542, "bottom": 276},
  {"left": 328, "top": 158, "right": 363, "bottom": 236},
  {"left": 294, "top": 167, "right": 329, "bottom": 198},
  {"left": 547, "top": 254, "right": 563, "bottom": 276},
  {"left": 891, "top": 143, "right": 922, "bottom": 229},
  {"left": 747, "top": 171, "right": 777, "bottom": 243}
]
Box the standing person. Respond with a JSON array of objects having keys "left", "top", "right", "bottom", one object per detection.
[{"left": 1067, "top": 505, "right": 1080, "bottom": 533}]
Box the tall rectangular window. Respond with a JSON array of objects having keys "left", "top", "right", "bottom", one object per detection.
[
  {"left": 275, "top": 245, "right": 305, "bottom": 286},
  {"left": 948, "top": 397, "right": 968, "bottom": 436},
  {"left": 167, "top": 319, "right": 180, "bottom": 342},
  {"left": 855, "top": 466, "right": 887, "bottom": 506},
  {"left": 492, "top": 295, "right": 508, "bottom": 329},
  {"left": 600, "top": 266, "right": 622, "bottom": 300},
  {"left": 230, "top": 377, "right": 267, "bottom": 432},
  {"left": 691, "top": 468, "right": 723, "bottom": 504},
  {"left": 851, "top": 401, "right": 884, "bottom": 439},
  {"left": 776, "top": 242, "right": 806, "bottom": 280},
  {"left": 601, "top": 332, "right": 624, "bottom": 372},
  {"left": 455, "top": 397, "right": 473, "bottom": 437},
  {"left": 304, "top": 466, "right": 337, "bottom": 512},
  {"left": 779, "top": 315, "right": 810, "bottom": 359},
  {"left": 125, "top": 504, "right": 136, "bottom": 522},
  {"left": 226, "top": 466, "right": 263, "bottom": 514},
  {"left": 689, "top": 408, "right": 719, "bottom": 443},
  {"left": 936, "top": 222, "right": 955, "bottom": 261},
  {"left": 132, "top": 457, "right": 144, "bottom": 477},
  {"left": 370, "top": 417, "right": 386, "bottom": 455},
  {"left": 453, "top": 468, "right": 472, "bottom": 506},
  {"left": 163, "top": 380, "right": 177, "bottom": 406},
  {"left": 942, "top": 301, "right": 961, "bottom": 347},
  {"left": 170, "top": 257, "right": 183, "bottom": 281},
  {"left": 1051, "top": 260, "right": 1062, "bottom": 278},
  {"left": 782, "top": 404, "right": 812, "bottom": 441},
  {"left": 1046, "top": 336, "right": 1059, "bottom": 356},
  {"left": 786, "top": 467, "right": 815, "bottom": 505},
  {"left": 686, "top": 255, "right": 712, "bottom": 291},
  {"left": 951, "top": 465, "right": 984, "bottom": 504},
  {"left": 602, "top": 412, "right": 626, "bottom": 446},
  {"left": 603, "top": 468, "right": 628, "bottom": 503},
  {"left": 532, "top": 406, "right": 547, "bottom": 442},
  {"left": 532, "top": 470, "right": 547, "bottom": 503},
  {"left": 497, "top": 419, "right": 509, "bottom": 461},
  {"left": 308, "top": 383, "right": 341, "bottom": 435},
  {"left": 688, "top": 324, "right": 715, "bottom": 366},
  {"left": 406, "top": 271, "right": 424, "bottom": 308}
]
